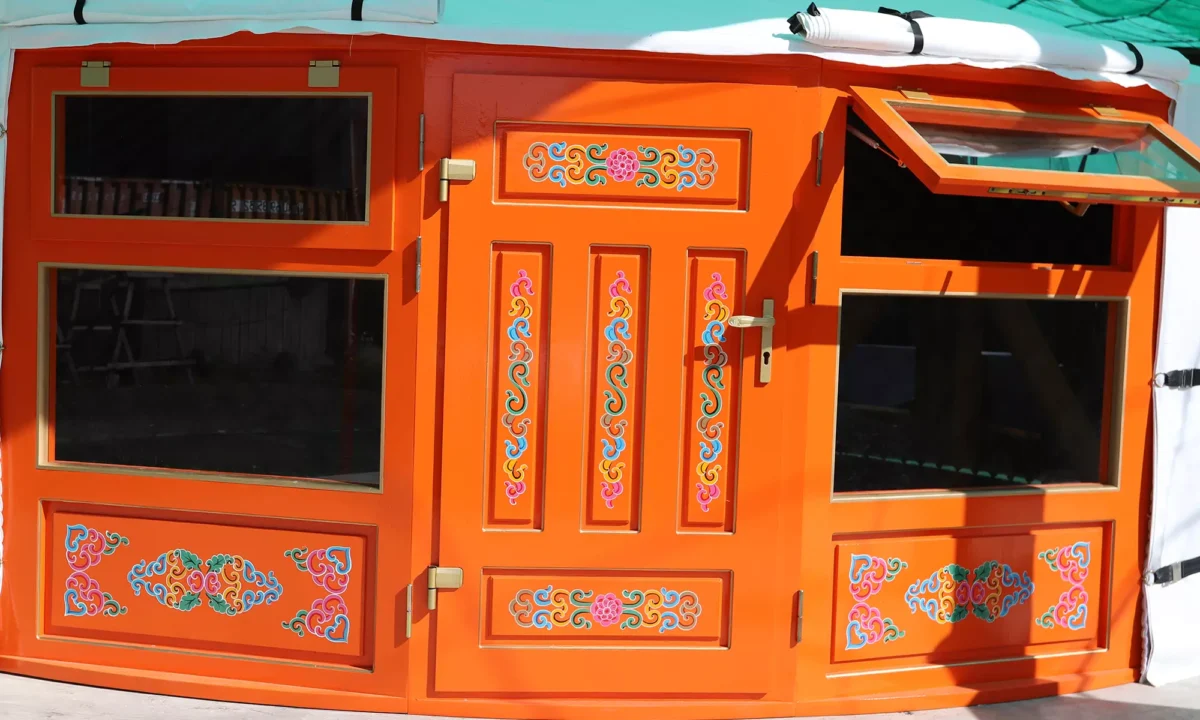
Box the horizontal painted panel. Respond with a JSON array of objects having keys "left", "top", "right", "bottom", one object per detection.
[
  {"left": 834, "top": 525, "right": 1104, "bottom": 664},
  {"left": 498, "top": 124, "right": 747, "bottom": 209},
  {"left": 483, "top": 569, "right": 729, "bottom": 647},
  {"left": 45, "top": 508, "right": 371, "bottom": 667}
]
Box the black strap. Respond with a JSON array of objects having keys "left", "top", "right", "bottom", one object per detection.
[
  {"left": 879, "top": 7, "right": 934, "bottom": 55},
  {"left": 788, "top": 3, "right": 823, "bottom": 35},
  {"left": 1125, "top": 41, "right": 1144, "bottom": 75},
  {"left": 1146, "top": 557, "right": 1200, "bottom": 585},
  {"left": 1155, "top": 368, "right": 1200, "bottom": 389},
  {"left": 74, "top": 0, "right": 86, "bottom": 24},
  {"left": 351, "top": 0, "right": 364, "bottom": 21}
]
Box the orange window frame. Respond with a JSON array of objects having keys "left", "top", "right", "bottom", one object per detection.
[
  {"left": 29, "top": 65, "right": 398, "bottom": 251},
  {"left": 850, "top": 85, "right": 1200, "bottom": 206}
]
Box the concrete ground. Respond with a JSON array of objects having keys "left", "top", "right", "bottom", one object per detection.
[{"left": 3, "top": 672, "right": 1200, "bottom": 720}]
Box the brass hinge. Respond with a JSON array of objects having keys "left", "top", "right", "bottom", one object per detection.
[
  {"left": 308, "top": 60, "right": 340, "bottom": 88},
  {"left": 796, "top": 590, "right": 805, "bottom": 643},
  {"left": 1092, "top": 105, "right": 1121, "bottom": 117},
  {"left": 405, "top": 583, "right": 414, "bottom": 639},
  {"left": 414, "top": 236, "right": 423, "bottom": 294},
  {"left": 899, "top": 88, "right": 932, "bottom": 101},
  {"left": 815, "top": 130, "right": 824, "bottom": 187},
  {"left": 81, "top": 61, "right": 110, "bottom": 88},
  {"left": 427, "top": 565, "right": 463, "bottom": 610},
  {"left": 438, "top": 158, "right": 476, "bottom": 202}
]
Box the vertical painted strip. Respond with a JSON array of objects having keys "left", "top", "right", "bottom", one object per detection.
[
  {"left": 486, "top": 244, "right": 550, "bottom": 530},
  {"left": 583, "top": 248, "right": 648, "bottom": 531},
  {"left": 680, "top": 251, "right": 743, "bottom": 532}
]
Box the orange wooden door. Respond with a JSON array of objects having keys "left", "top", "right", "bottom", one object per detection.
[{"left": 431, "top": 74, "right": 806, "bottom": 698}]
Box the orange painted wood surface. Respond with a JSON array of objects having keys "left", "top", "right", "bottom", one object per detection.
[{"left": 0, "top": 35, "right": 1164, "bottom": 719}]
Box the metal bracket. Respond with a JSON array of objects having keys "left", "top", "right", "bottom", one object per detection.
[
  {"left": 414, "top": 236, "right": 423, "bottom": 294},
  {"left": 439, "top": 158, "right": 476, "bottom": 202},
  {"left": 426, "top": 565, "right": 463, "bottom": 611},
  {"left": 729, "top": 299, "right": 775, "bottom": 384},
  {"left": 81, "top": 61, "right": 110, "bottom": 88},
  {"left": 418, "top": 113, "right": 426, "bottom": 172},
  {"left": 815, "top": 131, "right": 824, "bottom": 187},
  {"left": 796, "top": 590, "right": 805, "bottom": 643},
  {"left": 1092, "top": 105, "right": 1121, "bottom": 118},
  {"left": 900, "top": 88, "right": 932, "bottom": 101},
  {"left": 405, "top": 584, "right": 414, "bottom": 639},
  {"left": 308, "top": 60, "right": 340, "bottom": 88}
]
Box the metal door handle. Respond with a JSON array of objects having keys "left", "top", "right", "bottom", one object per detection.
[{"left": 728, "top": 299, "right": 774, "bottom": 384}]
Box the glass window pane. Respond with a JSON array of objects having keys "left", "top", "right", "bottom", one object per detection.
[
  {"left": 57, "top": 95, "right": 369, "bottom": 221},
  {"left": 894, "top": 103, "right": 1200, "bottom": 182},
  {"left": 52, "top": 269, "right": 384, "bottom": 486},
  {"left": 835, "top": 294, "right": 1117, "bottom": 493},
  {"left": 843, "top": 110, "right": 1114, "bottom": 265}
]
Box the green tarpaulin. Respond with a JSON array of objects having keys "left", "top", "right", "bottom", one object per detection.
[{"left": 985, "top": 1, "right": 1200, "bottom": 48}]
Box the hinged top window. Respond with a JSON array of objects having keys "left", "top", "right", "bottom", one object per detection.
[{"left": 850, "top": 86, "right": 1200, "bottom": 207}]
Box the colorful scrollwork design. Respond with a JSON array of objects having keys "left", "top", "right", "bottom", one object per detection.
[
  {"left": 523, "top": 141, "right": 718, "bottom": 191},
  {"left": 127, "top": 548, "right": 283, "bottom": 616},
  {"left": 509, "top": 585, "right": 701, "bottom": 633},
  {"left": 502, "top": 269, "right": 536, "bottom": 506},
  {"left": 282, "top": 546, "right": 353, "bottom": 644},
  {"left": 598, "top": 270, "right": 635, "bottom": 509},
  {"left": 64, "top": 523, "right": 129, "bottom": 618},
  {"left": 904, "top": 560, "right": 1033, "bottom": 625},
  {"left": 845, "top": 554, "right": 907, "bottom": 650},
  {"left": 694, "top": 272, "right": 730, "bottom": 512},
  {"left": 1036, "top": 541, "right": 1090, "bottom": 631}
]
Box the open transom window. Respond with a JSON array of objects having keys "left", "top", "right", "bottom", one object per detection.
[{"left": 850, "top": 86, "right": 1200, "bottom": 207}]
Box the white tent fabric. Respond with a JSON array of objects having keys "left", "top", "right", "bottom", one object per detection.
[
  {"left": 793, "top": 5, "right": 1190, "bottom": 82},
  {"left": 1147, "top": 75, "right": 1200, "bottom": 687},
  {"left": 0, "top": 1, "right": 1196, "bottom": 688}
]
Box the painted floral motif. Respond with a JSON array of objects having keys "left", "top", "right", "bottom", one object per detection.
[
  {"left": 502, "top": 269, "right": 536, "bottom": 506},
  {"left": 904, "top": 561, "right": 1034, "bottom": 625},
  {"left": 509, "top": 586, "right": 701, "bottom": 633},
  {"left": 127, "top": 549, "right": 283, "bottom": 616},
  {"left": 695, "top": 273, "right": 730, "bottom": 512},
  {"left": 1036, "top": 541, "right": 1090, "bottom": 631},
  {"left": 524, "top": 142, "right": 718, "bottom": 191},
  {"left": 282, "top": 546, "right": 352, "bottom": 644},
  {"left": 64, "top": 524, "right": 129, "bottom": 618},
  {"left": 846, "top": 554, "right": 907, "bottom": 650},
  {"left": 598, "top": 270, "right": 635, "bottom": 510}
]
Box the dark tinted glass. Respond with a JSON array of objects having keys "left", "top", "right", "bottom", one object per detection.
[
  {"left": 58, "top": 95, "right": 368, "bottom": 221},
  {"left": 53, "top": 269, "right": 384, "bottom": 486},
  {"left": 835, "top": 294, "right": 1116, "bottom": 492},
  {"left": 842, "top": 110, "right": 1114, "bottom": 265}
]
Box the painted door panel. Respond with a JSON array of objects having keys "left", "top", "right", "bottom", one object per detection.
[{"left": 433, "top": 74, "right": 808, "bottom": 697}]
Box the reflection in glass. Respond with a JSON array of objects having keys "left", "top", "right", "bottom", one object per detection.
[
  {"left": 835, "top": 294, "right": 1116, "bottom": 492},
  {"left": 894, "top": 103, "right": 1200, "bottom": 182},
  {"left": 53, "top": 269, "right": 384, "bottom": 486},
  {"left": 58, "top": 95, "right": 369, "bottom": 221}
]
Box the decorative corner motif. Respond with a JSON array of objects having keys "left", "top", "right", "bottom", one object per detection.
[
  {"left": 509, "top": 586, "right": 701, "bottom": 633},
  {"left": 64, "top": 523, "right": 129, "bottom": 618},
  {"left": 282, "top": 546, "right": 352, "bottom": 644},
  {"left": 598, "top": 269, "right": 635, "bottom": 510},
  {"left": 127, "top": 549, "right": 283, "bottom": 616},
  {"left": 523, "top": 142, "right": 718, "bottom": 191},
  {"left": 1036, "top": 541, "right": 1090, "bottom": 631},
  {"left": 904, "top": 561, "right": 1034, "bottom": 625},
  {"left": 695, "top": 272, "right": 730, "bottom": 512},
  {"left": 846, "top": 554, "right": 907, "bottom": 650},
  {"left": 502, "top": 268, "right": 536, "bottom": 506}
]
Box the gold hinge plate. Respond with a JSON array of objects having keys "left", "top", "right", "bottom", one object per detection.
[
  {"left": 796, "top": 590, "right": 805, "bottom": 643},
  {"left": 308, "top": 60, "right": 340, "bottom": 88},
  {"left": 900, "top": 88, "right": 932, "bottom": 101},
  {"left": 438, "top": 158, "right": 477, "bottom": 202},
  {"left": 405, "top": 584, "right": 414, "bottom": 639},
  {"left": 81, "top": 61, "right": 110, "bottom": 88},
  {"left": 426, "top": 565, "right": 463, "bottom": 610},
  {"left": 1092, "top": 105, "right": 1121, "bottom": 117}
]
